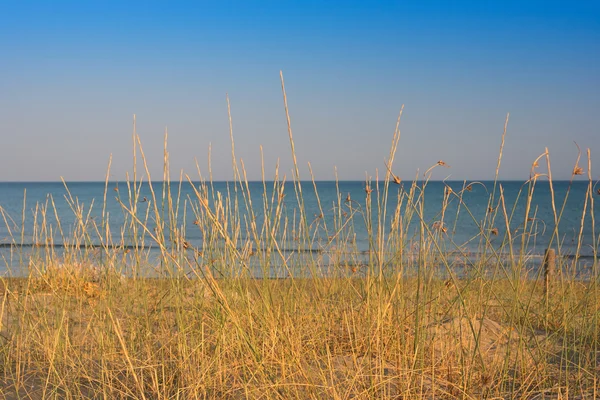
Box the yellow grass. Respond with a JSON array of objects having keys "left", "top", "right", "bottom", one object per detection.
[{"left": 0, "top": 75, "right": 598, "bottom": 398}]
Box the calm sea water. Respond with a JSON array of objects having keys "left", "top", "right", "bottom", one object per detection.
[{"left": 0, "top": 180, "right": 598, "bottom": 275}]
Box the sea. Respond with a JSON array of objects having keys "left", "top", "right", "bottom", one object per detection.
[{"left": 0, "top": 180, "right": 598, "bottom": 277}]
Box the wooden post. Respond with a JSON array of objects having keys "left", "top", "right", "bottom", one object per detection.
[{"left": 544, "top": 248, "right": 556, "bottom": 294}]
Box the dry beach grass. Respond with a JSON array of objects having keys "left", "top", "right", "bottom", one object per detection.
[
  {"left": 0, "top": 268, "right": 598, "bottom": 399},
  {"left": 0, "top": 76, "right": 598, "bottom": 399}
]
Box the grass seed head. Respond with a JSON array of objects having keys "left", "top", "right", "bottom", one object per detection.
[
  {"left": 433, "top": 221, "right": 447, "bottom": 233},
  {"left": 384, "top": 159, "right": 401, "bottom": 184}
]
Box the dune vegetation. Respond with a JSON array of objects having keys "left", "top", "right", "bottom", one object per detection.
[{"left": 0, "top": 80, "right": 598, "bottom": 399}]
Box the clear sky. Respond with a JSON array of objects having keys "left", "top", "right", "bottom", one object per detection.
[{"left": 0, "top": 1, "right": 598, "bottom": 181}]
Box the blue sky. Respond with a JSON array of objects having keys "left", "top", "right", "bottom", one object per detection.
[{"left": 0, "top": 1, "right": 598, "bottom": 181}]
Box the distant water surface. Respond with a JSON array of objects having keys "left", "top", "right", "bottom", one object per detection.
[{"left": 0, "top": 180, "right": 598, "bottom": 275}]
